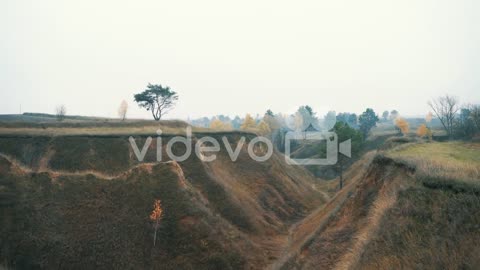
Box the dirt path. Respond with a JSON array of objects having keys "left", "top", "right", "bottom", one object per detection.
[
  {"left": 333, "top": 179, "right": 400, "bottom": 270},
  {"left": 0, "top": 152, "right": 178, "bottom": 180},
  {"left": 267, "top": 152, "right": 376, "bottom": 270}
]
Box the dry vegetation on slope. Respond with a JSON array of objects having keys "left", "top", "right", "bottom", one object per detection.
[
  {"left": 1, "top": 117, "right": 479, "bottom": 270},
  {"left": 280, "top": 154, "right": 413, "bottom": 270},
  {"left": 0, "top": 128, "right": 326, "bottom": 269},
  {"left": 357, "top": 142, "right": 480, "bottom": 269},
  {"left": 280, "top": 141, "right": 480, "bottom": 270}
]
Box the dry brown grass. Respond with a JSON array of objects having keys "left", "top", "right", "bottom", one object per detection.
[
  {"left": 334, "top": 172, "right": 408, "bottom": 270},
  {"left": 271, "top": 151, "right": 377, "bottom": 270},
  {"left": 284, "top": 141, "right": 480, "bottom": 270},
  {"left": 358, "top": 184, "right": 480, "bottom": 270},
  {"left": 0, "top": 152, "right": 171, "bottom": 180},
  {"left": 3, "top": 133, "right": 300, "bottom": 269},
  {"left": 0, "top": 126, "right": 207, "bottom": 136},
  {"left": 0, "top": 119, "right": 249, "bottom": 136},
  {"left": 355, "top": 142, "right": 480, "bottom": 270}
]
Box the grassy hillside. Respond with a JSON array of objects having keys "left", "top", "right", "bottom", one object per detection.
[
  {"left": 281, "top": 141, "right": 480, "bottom": 270},
  {"left": 387, "top": 141, "right": 480, "bottom": 183},
  {"left": 0, "top": 116, "right": 207, "bottom": 136},
  {"left": 2, "top": 117, "right": 477, "bottom": 269},
  {"left": 0, "top": 130, "right": 326, "bottom": 269},
  {"left": 0, "top": 157, "right": 245, "bottom": 269},
  {"left": 357, "top": 142, "right": 480, "bottom": 269}
]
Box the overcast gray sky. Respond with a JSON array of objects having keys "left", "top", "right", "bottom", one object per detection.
[{"left": 1, "top": 0, "right": 479, "bottom": 119}]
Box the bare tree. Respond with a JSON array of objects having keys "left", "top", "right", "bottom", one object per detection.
[
  {"left": 55, "top": 105, "right": 66, "bottom": 121},
  {"left": 118, "top": 100, "right": 128, "bottom": 121},
  {"left": 428, "top": 95, "right": 459, "bottom": 139},
  {"left": 470, "top": 104, "right": 480, "bottom": 131}
]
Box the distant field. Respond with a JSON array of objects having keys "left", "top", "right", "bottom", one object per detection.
[
  {"left": 0, "top": 126, "right": 206, "bottom": 136},
  {"left": 0, "top": 113, "right": 117, "bottom": 123},
  {"left": 386, "top": 141, "right": 480, "bottom": 184},
  {"left": 0, "top": 114, "right": 217, "bottom": 136},
  {"left": 0, "top": 114, "right": 245, "bottom": 136},
  {"left": 371, "top": 118, "right": 445, "bottom": 137}
]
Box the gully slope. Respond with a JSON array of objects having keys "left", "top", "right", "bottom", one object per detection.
[{"left": 0, "top": 133, "right": 326, "bottom": 269}]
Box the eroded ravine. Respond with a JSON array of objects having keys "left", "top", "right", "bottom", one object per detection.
[{"left": 268, "top": 151, "right": 376, "bottom": 270}]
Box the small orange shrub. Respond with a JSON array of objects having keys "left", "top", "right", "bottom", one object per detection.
[
  {"left": 150, "top": 199, "right": 164, "bottom": 246},
  {"left": 416, "top": 124, "right": 428, "bottom": 138},
  {"left": 395, "top": 118, "right": 409, "bottom": 135}
]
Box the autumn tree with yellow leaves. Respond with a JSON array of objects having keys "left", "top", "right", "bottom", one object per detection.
[
  {"left": 416, "top": 124, "right": 428, "bottom": 138},
  {"left": 150, "top": 199, "right": 164, "bottom": 246},
  {"left": 257, "top": 120, "right": 271, "bottom": 135},
  {"left": 263, "top": 111, "right": 281, "bottom": 131},
  {"left": 210, "top": 119, "right": 232, "bottom": 130},
  {"left": 241, "top": 114, "right": 256, "bottom": 130},
  {"left": 395, "top": 117, "right": 409, "bottom": 135}
]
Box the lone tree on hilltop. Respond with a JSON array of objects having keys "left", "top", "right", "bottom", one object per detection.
[{"left": 134, "top": 83, "right": 178, "bottom": 121}]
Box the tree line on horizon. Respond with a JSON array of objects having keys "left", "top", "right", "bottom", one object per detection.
[
  {"left": 127, "top": 84, "right": 478, "bottom": 141},
  {"left": 51, "top": 83, "right": 480, "bottom": 142}
]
